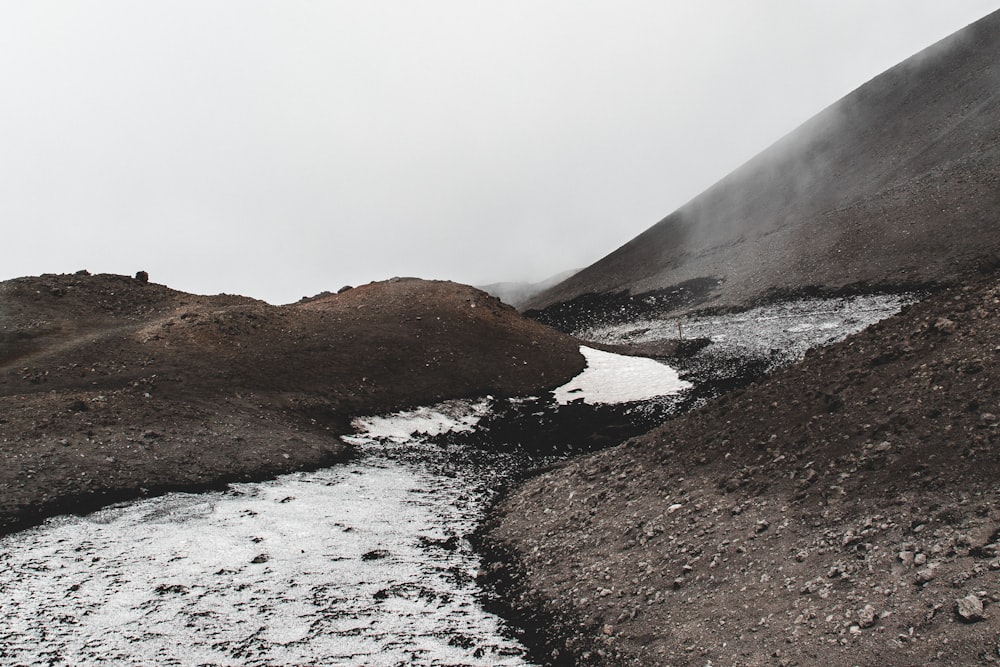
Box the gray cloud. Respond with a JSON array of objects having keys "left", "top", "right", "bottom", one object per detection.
[{"left": 2, "top": 1, "right": 998, "bottom": 303}]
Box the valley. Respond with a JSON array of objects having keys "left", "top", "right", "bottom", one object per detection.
[{"left": 3, "top": 7, "right": 1000, "bottom": 666}]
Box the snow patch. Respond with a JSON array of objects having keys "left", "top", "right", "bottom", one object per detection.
[
  {"left": 579, "top": 294, "right": 914, "bottom": 361},
  {"left": 347, "top": 399, "right": 492, "bottom": 444},
  {"left": 0, "top": 458, "right": 535, "bottom": 666},
  {"left": 553, "top": 346, "right": 691, "bottom": 405}
]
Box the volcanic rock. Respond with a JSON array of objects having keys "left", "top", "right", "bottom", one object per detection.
[{"left": 956, "top": 594, "right": 985, "bottom": 623}]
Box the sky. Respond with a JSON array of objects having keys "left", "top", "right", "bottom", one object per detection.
[{"left": 3, "top": 1, "right": 999, "bottom": 304}]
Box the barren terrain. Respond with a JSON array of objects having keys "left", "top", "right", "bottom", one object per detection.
[
  {"left": 482, "top": 263, "right": 1000, "bottom": 666},
  {"left": 4, "top": 8, "right": 1000, "bottom": 667},
  {"left": 482, "top": 14, "right": 1000, "bottom": 663},
  {"left": 0, "top": 272, "right": 583, "bottom": 535}
]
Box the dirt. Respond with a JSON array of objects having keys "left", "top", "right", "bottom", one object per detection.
[
  {"left": 481, "top": 262, "right": 1000, "bottom": 666},
  {"left": 0, "top": 272, "right": 584, "bottom": 535}
]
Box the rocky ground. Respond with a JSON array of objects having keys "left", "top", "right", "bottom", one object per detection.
[
  {"left": 6, "top": 259, "right": 1000, "bottom": 667},
  {"left": 0, "top": 272, "right": 584, "bottom": 535},
  {"left": 481, "top": 261, "right": 1000, "bottom": 666}
]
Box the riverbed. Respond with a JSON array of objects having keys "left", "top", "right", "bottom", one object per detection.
[
  {"left": 0, "top": 406, "right": 544, "bottom": 667},
  {"left": 0, "top": 295, "right": 913, "bottom": 666}
]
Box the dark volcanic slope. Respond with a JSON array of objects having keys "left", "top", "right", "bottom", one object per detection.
[
  {"left": 0, "top": 272, "right": 584, "bottom": 535},
  {"left": 485, "top": 265, "right": 1000, "bottom": 666},
  {"left": 528, "top": 9, "right": 1000, "bottom": 314}
]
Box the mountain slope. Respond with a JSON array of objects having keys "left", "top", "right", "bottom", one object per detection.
[
  {"left": 485, "top": 262, "right": 1000, "bottom": 666},
  {"left": 479, "top": 269, "right": 580, "bottom": 308},
  {"left": 527, "top": 9, "right": 1000, "bottom": 315}
]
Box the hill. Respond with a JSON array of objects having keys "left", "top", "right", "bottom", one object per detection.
[
  {"left": 0, "top": 271, "right": 583, "bottom": 534},
  {"left": 484, "top": 261, "right": 1000, "bottom": 666},
  {"left": 526, "top": 9, "right": 1000, "bottom": 319}
]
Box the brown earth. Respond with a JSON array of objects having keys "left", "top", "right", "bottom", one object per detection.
[
  {"left": 482, "top": 263, "right": 1000, "bottom": 666},
  {"left": 493, "top": 15, "right": 1000, "bottom": 660},
  {"left": 0, "top": 272, "right": 584, "bottom": 535},
  {"left": 527, "top": 9, "right": 1000, "bottom": 316}
]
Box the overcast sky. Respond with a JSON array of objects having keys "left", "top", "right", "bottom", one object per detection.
[{"left": 3, "top": 2, "right": 998, "bottom": 304}]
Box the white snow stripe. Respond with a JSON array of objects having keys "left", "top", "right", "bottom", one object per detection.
[{"left": 553, "top": 346, "right": 691, "bottom": 405}]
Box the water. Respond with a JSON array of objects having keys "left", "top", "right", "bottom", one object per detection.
[{"left": 0, "top": 423, "right": 541, "bottom": 667}]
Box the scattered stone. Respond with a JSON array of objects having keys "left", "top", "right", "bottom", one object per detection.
[
  {"left": 800, "top": 578, "right": 823, "bottom": 595},
  {"left": 418, "top": 535, "right": 460, "bottom": 551},
  {"left": 154, "top": 584, "right": 188, "bottom": 595},
  {"left": 956, "top": 594, "right": 986, "bottom": 623},
  {"left": 933, "top": 317, "right": 956, "bottom": 334},
  {"left": 858, "top": 604, "right": 878, "bottom": 629},
  {"left": 361, "top": 549, "right": 391, "bottom": 561},
  {"left": 915, "top": 565, "right": 939, "bottom": 585},
  {"left": 250, "top": 554, "right": 269, "bottom": 564},
  {"left": 135, "top": 270, "right": 149, "bottom": 283},
  {"left": 972, "top": 543, "right": 1000, "bottom": 558}
]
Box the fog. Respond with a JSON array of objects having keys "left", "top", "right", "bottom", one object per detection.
[{"left": 2, "top": 1, "right": 998, "bottom": 304}]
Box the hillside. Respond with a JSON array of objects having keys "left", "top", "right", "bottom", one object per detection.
[
  {"left": 483, "top": 11, "right": 1000, "bottom": 664},
  {"left": 0, "top": 272, "right": 584, "bottom": 534},
  {"left": 484, "top": 261, "right": 1000, "bottom": 666},
  {"left": 526, "top": 9, "right": 1000, "bottom": 318},
  {"left": 479, "top": 269, "right": 580, "bottom": 308}
]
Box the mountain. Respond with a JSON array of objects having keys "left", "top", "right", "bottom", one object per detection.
[
  {"left": 0, "top": 272, "right": 583, "bottom": 534},
  {"left": 478, "top": 268, "right": 580, "bottom": 308},
  {"left": 526, "top": 9, "right": 1000, "bottom": 317}
]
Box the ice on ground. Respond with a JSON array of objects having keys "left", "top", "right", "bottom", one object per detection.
[
  {"left": 348, "top": 398, "right": 493, "bottom": 444},
  {"left": 553, "top": 346, "right": 691, "bottom": 405},
  {"left": 0, "top": 457, "right": 535, "bottom": 667},
  {"left": 578, "top": 294, "right": 914, "bottom": 362}
]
